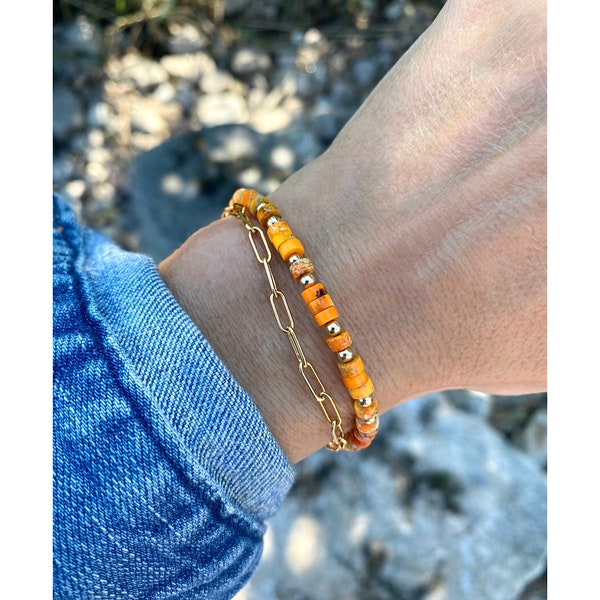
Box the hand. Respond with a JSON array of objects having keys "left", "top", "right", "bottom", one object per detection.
[{"left": 159, "top": 0, "right": 547, "bottom": 462}]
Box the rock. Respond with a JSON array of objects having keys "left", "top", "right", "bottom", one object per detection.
[
  {"left": 195, "top": 91, "right": 249, "bottom": 126},
  {"left": 130, "top": 103, "right": 169, "bottom": 136},
  {"left": 129, "top": 127, "right": 272, "bottom": 260},
  {"left": 165, "top": 21, "right": 208, "bottom": 54},
  {"left": 310, "top": 96, "right": 345, "bottom": 143},
  {"left": 86, "top": 101, "right": 115, "bottom": 129},
  {"left": 514, "top": 409, "right": 547, "bottom": 469},
  {"left": 237, "top": 392, "right": 546, "bottom": 600},
  {"left": 53, "top": 153, "right": 76, "bottom": 184},
  {"left": 53, "top": 86, "right": 84, "bottom": 139},
  {"left": 62, "top": 179, "right": 87, "bottom": 201},
  {"left": 160, "top": 52, "right": 216, "bottom": 81},
  {"left": 107, "top": 52, "right": 169, "bottom": 90},
  {"left": 352, "top": 57, "right": 380, "bottom": 88},
  {"left": 445, "top": 389, "right": 492, "bottom": 419},
  {"left": 62, "top": 16, "right": 102, "bottom": 55},
  {"left": 200, "top": 123, "right": 265, "bottom": 165},
  {"left": 200, "top": 69, "right": 237, "bottom": 94},
  {"left": 230, "top": 47, "right": 272, "bottom": 76},
  {"left": 249, "top": 107, "right": 294, "bottom": 134}
]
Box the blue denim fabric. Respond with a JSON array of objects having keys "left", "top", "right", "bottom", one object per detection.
[{"left": 53, "top": 194, "right": 294, "bottom": 599}]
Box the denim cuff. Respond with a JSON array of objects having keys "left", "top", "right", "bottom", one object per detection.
[{"left": 56, "top": 195, "right": 293, "bottom": 522}]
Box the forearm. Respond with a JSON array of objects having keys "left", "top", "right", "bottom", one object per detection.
[{"left": 159, "top": 0, "right": 546, "bottom": 463}]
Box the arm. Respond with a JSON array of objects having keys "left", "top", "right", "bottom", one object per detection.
[{"left": 158, "top": 0, "right": 547, "bottom": 463}]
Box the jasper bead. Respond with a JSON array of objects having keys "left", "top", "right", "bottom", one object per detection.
[
  {"left": 326, "top": 329, "right": 352, "bottom": 352},
  {"left": 267, "top": 220, "right": 294, "bottom": 250},
  {"left": 235, "top": 188, "right": 264, "bottom": 213},
  {"left": 278, "top": 237, "right": 305, "bottom": 262},
  {"left": 314, "top": 305, "right": 339, "bottom": 326},
  {"left": 350, "top": 431, "right": 372, "bottom": 449},
  {"left": 356, "top": 414, "right": 379, "bottom": 434},
  {"left": 307, "top": 293, "right": 334, "bottom": 316},
  {"left": 301, "top": 282, "right": 326, "bottom": 303},
  {"left": 341, "top": 369, "right": 369, "bottom": 390},
  {"left": 289, "top": 257, "right": 314, "bottom": 280},
  {"left": 257, "top": 202, "right": 282, "bottom": 226},
  {"left": 349, "top": 377, "right": 374, "bottom": 400},
  {"left": 354, "top": 398, "right": 378, "bottom": 420},
  {"left": 338, "top": 355, "right": 364, "bottom": 378}
]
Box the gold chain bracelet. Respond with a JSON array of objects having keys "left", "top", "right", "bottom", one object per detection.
[{"left": 222, "top": 202, "right": 348, "bottom": 451}]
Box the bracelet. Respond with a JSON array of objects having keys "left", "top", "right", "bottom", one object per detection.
[{"left": 223, "top": 188, "right": 379, "bottom": 451}]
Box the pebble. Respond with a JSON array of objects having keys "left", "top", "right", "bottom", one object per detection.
[
  {"left": 230, "top": 47, "right": 272, "bottom": 76},
  {"left": 165, "top": 21, "right": 209, "bottom": 54},
  {"left": 195, "top": 92, "right": 249, "bottom": 126},
  {"left": 53, "top": 86, "right": 84, "bottom": 138}
]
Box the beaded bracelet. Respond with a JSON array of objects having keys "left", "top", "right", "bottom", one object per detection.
[{"left": 223, "top": 188, "right": 379, "bottom": 451}]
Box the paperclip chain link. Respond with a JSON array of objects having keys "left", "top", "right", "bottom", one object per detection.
[{"left": 223, "top": 203, "right": 348, "bottom": 451}]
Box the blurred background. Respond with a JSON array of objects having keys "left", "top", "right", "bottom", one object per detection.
[{"left": 53, "top": 1, "right": 547, "bottom": 598}]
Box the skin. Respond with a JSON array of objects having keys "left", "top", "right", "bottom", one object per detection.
[{"left": 158, "top": 0, "right": 547, "bottom": 463}]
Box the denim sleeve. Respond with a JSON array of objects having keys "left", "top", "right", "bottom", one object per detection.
[{"left": 53, "top": 194, "right": 294, "bottom": 599}]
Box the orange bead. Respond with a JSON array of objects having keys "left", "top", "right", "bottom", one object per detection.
[
  {"left": 267, "top": 220, "right": 294, "bottom": 250},
  {"left": 314, "top": 305, "right": 339, "bottom": 326},
  {"left": 338, "top": 355, "right": 364, "bottom": 378},
  {"left": 350, "top": 431, "right": 372, "bottom": 449},
  {"left": 238, "top": 189, "right": 254, "bottom": 210},
  {"left": 256, "top": 202, "right": 282, "bottom": 226},
  {"left": 342, "top": 369, "right": 369, "bottom": 390},
  {"left": 278, "top": 237, "right": 305, "bottom": 262},
  {"left": 248, "top": 192, "right": 266, "bottom": 214},
  {"left": 307, "top": 293, "right": 334, "bottom": 316},
  {"left": 290, "top": 257, "right": 314, "bottom": 280},
  {"left": 354, "top": 399, "right": 378, "bottom": 421},
  {"left": 230, "top": 188, "right": 248, "bottom": 208},
  {"left": 356, "top": 415, "right": 379, "bottom": 434},
  {"left": 326, "top": 330, "right": 352, "bottom": 352},
  {"left": 349, "top": 377, "right": 374, "bottom": 400},
  {"left": 301, "top": 282, "right": 326, "bottom": 303}
]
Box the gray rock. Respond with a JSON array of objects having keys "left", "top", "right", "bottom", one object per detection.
[
  {"left": 109, "top": 53, "right": 169, "bottom": 90},
  {"left": 53, "top": 86, "right": 84, "bottom": 139},
  {"left": 129, "top": 126, "right": 271, "bottom": 261},
  {"left": 352, "top": 57, "right": 380, "bottom": 88},
  {"left": 514, "top": 409, "right": 547, "bottom": 469},
  {"left": 53, "top": 153, "right": 76, "bottom": 184},
  {"left": 160, "top": 52, "right": 216, "bottom": 81},
  {"left": 200, "top": 69, "right": 237, "bottom": 94},
  {"left": 293, "top": 62, "right": 328, "bottom": 98},
  {"left": 445, "top": 389, "right": 492, "bottom": 419},
  {"left": 62, "top": 16, "right": 102, "bottom": 55},
  {"left": 238, "top": 393, "right": 546, "bottom": 600},
  {"left": 281, "top": 121, "right": 324, "bottom": 166},
  {"left": 310, "top": 96, "right": 345, "bottom": 142},
  {"left": 86, "top": 101, "right": 115, "bottom": 129},
  {"left": 165, "top": 21, "right": 208, "bottom": 54},
  {"left": 230, "top": 47, "right": 272, "bottom": 76},
  {"left": 195, "top": 91, "right": 249, "bottom": 126}
]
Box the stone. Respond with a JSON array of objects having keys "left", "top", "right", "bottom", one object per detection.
[
  {"left": 160, "top": 52, "right": 216, "bottom": 81},
  {"left": 236, "top": 392, "right": 546, "bottom": 600},
  {"left": 230, "top": 47, "right": 272, "bottom": 76},
  {"left": 53, "top": 86, "right": 84, "bottom": 139},
  {"left": 107, "top": 52, "right": 169, "bottom": 90},
  {"left": 195, "top": 92, "right": 249, "bottom": 126},
  {"left": 62, "top": 16, "right": 102, "bottom": 55},
  {"left": 165, "top": 21, "right": 208, "bottom": 54},
  {"left": 129, "top": 127, "right": 270, "bottom": 260}
]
